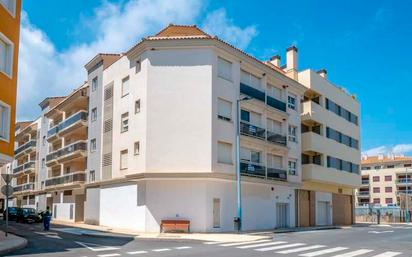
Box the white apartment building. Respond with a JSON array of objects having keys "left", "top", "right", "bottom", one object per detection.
[
  {"left": 357, "top": 155, "right": 412, "bottom": 207},
  {"left": 83, "top": 25, "right": 306, "bottom": 232}
]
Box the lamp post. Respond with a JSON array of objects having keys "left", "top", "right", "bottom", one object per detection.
[
  {"left": 406, "top": 168, "right": 409, "bottom": 224},
  {"left": 235, "top": 96, "right": 252, "bottom": 232}
]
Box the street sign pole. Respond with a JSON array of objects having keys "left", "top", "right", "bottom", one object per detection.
[
  {"left": 406, "top": 168, "right": 409, "bottom": 224},
  {"left": 1, "top": 174, "right": 13, "bottom": 237}
]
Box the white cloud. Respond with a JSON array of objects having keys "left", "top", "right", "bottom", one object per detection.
[
  {"left": 201, "top": 8, "right": 257, "bottom": 50},
  {"left": 362, "top": 144, "right": 412, "bottom": 156},
  {"left": 18, "top": 0, "right": 258, "bottom": 120}
]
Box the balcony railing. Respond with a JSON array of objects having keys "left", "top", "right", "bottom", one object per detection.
[
  {"left": 240, "top": 161, "right": 266, "bottom": 177},
  {"left": 45, "top": 172, "right": 86, "bottom": 187},
  {"left": 13, "top": 161, "right": 36, "bottom": 174},
  {"left": 14, "top": 183, "right": 35, "bottom": 192},
  {"left": 361, "top": 180, "right": 369, "bottom": 185},
  {"left": 266, "top": 131, "right": 287, "bottom": 146},
  {"left": 357, "top": 191, "right": 370, "bottom": 196},
  {"left": 267, "top": 167, "right": 287, "bottom": 181},
  {"left": 14, "top": 140, "right": 37, "bottom": 156},
  {"left": 240, "top": 122, "right": 265, "bottom": 139},
  {"left": 46, "top": 141, "right": 87, "bottom": 162},
  {"left": 48, "top": 111, "right": 88, "bottom": 138},
  {"left": 266, "top": 95, "right": 286, "bottom": 112},
  {"left": 396, "top": 179, "right": 412, "bottom": 184},
  {"left": 240, "top": 83, "right": 265, "bottom": 102}
]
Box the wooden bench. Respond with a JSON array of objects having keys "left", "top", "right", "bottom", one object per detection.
[{"left": 160, "top": 219, "right": 190, "bottom": 233}]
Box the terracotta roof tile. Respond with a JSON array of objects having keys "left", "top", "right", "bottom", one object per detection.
[
  {"left": 362, "top": 156, "right": 412, "bottom": 165},
  {"left": 154, "top": 24, "right": 210, "bottom": 38}
]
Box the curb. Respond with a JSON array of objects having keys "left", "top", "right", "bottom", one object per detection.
[
  {"left": 272, "top": 226, "right": 341, "bottom": 234},
  {"left": 0, "top": 234, "right": 28, "bottom": 255}
]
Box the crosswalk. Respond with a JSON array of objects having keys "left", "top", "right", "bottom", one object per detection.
[{"left": 203, "top": 239, "right": 404, "bottom": 256}]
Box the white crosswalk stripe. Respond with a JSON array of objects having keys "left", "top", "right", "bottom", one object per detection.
[
  {"left": 220, "top": 239, "right": 271, "bottom": 247},
  {"left": 97, "top": 254, "right": 121, "bottom": 257},
  {"left": 204, "top": 241, "right": 224, "bottom": 245},
  {"left": 174, "top": 246, "right": 192, "bottom": 250},
  {"left": 300, "top": 247, "right": 348, "bottom": 256},
  {"left": 332, "top": 249, "right": 374, "bottom": 257},
  {"left": 256, "top": 243, "right": 306, "bottom": 252},
  {"left": 126, "top": 251, "right": 148, "bottom": 255},
  {"left": 152, "top": 248, "right": 171, "bottom": 252},
  {"left": 371, "top": 252, "right": 402, "bottom": 257},
  {"left": 277, "top": 245, "right": 326, "bottom": 254},
  {"left": 237, "top": 241, "right": 287, "bottom": 249}
]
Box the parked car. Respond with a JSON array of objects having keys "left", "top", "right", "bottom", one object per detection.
[
  {"left": 16, "top": 208, "right": 42, "bottom": 223},
  {"left": 2, "top": 207, "right": 20, "bottom": 221}
]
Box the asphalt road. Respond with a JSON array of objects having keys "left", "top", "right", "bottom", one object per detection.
[{"left": 1, "top": 220, "right": 412, "bottom": 257}]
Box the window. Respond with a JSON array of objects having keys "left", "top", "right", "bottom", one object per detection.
[
  {"left": 41, "top": 158, "right": 45, "bottom": 168},
  {"left": 267, "top": 118, "right": 282, "bottom": 134},
  {"left": 91, "top": 77, "right": 98, "bottom": 92},
  {"left": 217, "top": 141, "right": 232, "bottom": 164},
  {"left": 240, "top": 70, "right": 261, "bottom": 89},
  {"left": 373, "top": 187, "right": 380, "bottom": 193},
  {"left": 385, "top": 198, "right": 393, "bottom": 204},
  {"left": 135, "top": 59, "right": 141, "bottom": 73},
  {"left": 325, "top": 98, "right": 358, "bottom": 126},
  {"left": 385, "top": 187, "right": 392, "bottom": 193},
  {"left": 91, "top": 108, "right": 97, "bottom": 121},
  {"left": 267, "top": 154, "right": 282, "bottom": 168},
  {"left": 288, "top": 160, "right": 297, "bottom": 175},
  {"left": 217, "top": 57, "right": 232, "bottom": 81},
  {"left": 240, "top": 148, "right": 261, "bottom": 163},
  {"left": 385, "top": 175, "right": 392, "bottom": 182},
  {"left": 0, "top": 102, "right": 10, "bottom": 141},
  {"left": 287, "top": 94, "right": 296, "bottom": 110},
  {"left": 386, "top": 165, "right": 395, "bottom": 169},
  {"left": 135, "top": 99, "right": 141, "bottom": 114},
  {"left": 120, "top": 149, "right": 128, "bottom": 170},
  {"left": 404, "top": 164, "right": 412, "bottom": 167},
  {"left": 217, "top": 98, "right": 232, "bottom": 121},
  {"left": 288, "top": 125, "right": 297, "bottom": 142},
  {"left": 134, "top": 141, "right": 140, "bottom": 155},
  {"left": 267, "top": 84, "right": 282, "bottom": 100},
  {"left": 0, "top": 34, "right": 13, "bottom": 77},
  {"left": 42, "top": 136, "right": 46, "bottom": 146},
  {"left": 121, "top": 76, "right": 130, "bottom": 97},
  {"left": 0, "top": 0, "right": 16, "bottom": 16},
  {"left": 90, "top": 139, "right": 96, "bottom": 152},
  {"left": 373, "top": 198, "right": 380, "bottom": 204},
  {"left": 89, "top": 170, "right": 95, "bottom": 182},
  {"left": 373, "top": 176, "right": 380, "bottom": 182},
  {"left": 121, "top": 112, "right": 129, "bottom": 132}
]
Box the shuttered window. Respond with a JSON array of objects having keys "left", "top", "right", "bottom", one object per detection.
[
  {"left": 122, "top": 76, "right": 130, "bottom": 97},
  {"left": 267, "top": 118, "right": 282, "bottom": 134},
  {"left": 241, "top": 70, "right": 261, "bottom": 89},
  {"left": 217, "top": 57, "right": 232, "bottom": 81},
  {"left": 267, "top": 154, "right": 282, "bottom": 168},
  {"left": 217, "top": 98, "right": 232, "bottom": 121},
  {"left": 217, "top": 141, "right": 232, "bottom": 164},
  {"left": 120, "top": 150, "right": 128, "bottom": 170},
  {"left": 267, "top": 84, "right": 282, "bottom": 100}
]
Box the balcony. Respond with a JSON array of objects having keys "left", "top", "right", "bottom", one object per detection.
[
  {"left": 361, "top": 179, "right": 369, "bottom": 185},
  {"left": 266, "top": 131, "right": 287, "bottom": 146},
  {"left": 302, "top": 163, "right": 361, "bottom": 188},
  {"left": 13, "top": 161, "right": 36, "bottom": 176},
  {"left": 357, "top": 191, "right": 370, "bottom": 197},
  {"left": 240, "top": 161, "right": 266, "bottom": 177},
  {"left": 14, "top": 140, "right": 37, "bottom": 158},
  {"left": 240, "top": 122, "right": 265, "bottom": 140},
  {"left": 46, "top": 141, "right": 87, "bottom": 166},
  {"left": 240, "top": 83, "right": 265, "bottom": 102},
  {"left": 266, "top": 95, "right": 286, "bottom": 112},
  {"left": 47, "top": 111, "right": 88, "bottom": 140},
  {"left": 396, "top": 178, "right": 412, "bottom": 184},
  {"left": 14, "top": 183, "right": 35, "bottom": 193},
  {"left": 267, "top": 167, "right": 287, "bottom": 181},
  {"left": 45, "top": 172, "right": 86, "bottom": 188}
]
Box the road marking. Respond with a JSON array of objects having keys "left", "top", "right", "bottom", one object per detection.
[
  {"left": 34, "top": 232, "right": 62, "bottom": 240},
  {"left": 277, "top": 245, "right": 326, "bottom": 254},
  {"left": 332, "top": 249, "right": 374, "bottom": 257},
  {"left": 371, "top": 252, "right": 402, "bottom": 257},
  {"left": 204, "top": 241, "right": 224, "bottom": 244},
  {"left": 75, "top": 241, "right": 120, "bottom": 252},
  {"left": 174, "top": 246, "right": 192, "bottom": 249},
  {"left": 127, "top": 251, "right": 148, "bottom": 255},
  {"left": 221, "top": 239, "right": 271, "bottom": 246},
  {"left": 97, "top": 254, "right": 120, "bottom": 257},
  {"left": 255, "top": 243, "right": 306, "bottom": 252},
  {"left": 152, "top": 248, "right": 171, "bottom": 252},
  {"left": 368, "top": 231, "right": 394, "bottom": 234},
  {"left": 300, "top": 247, "right": 348, "bottom": 256},
  {"left": 237, "top": 241, "right": 287, "bottom": 249}
]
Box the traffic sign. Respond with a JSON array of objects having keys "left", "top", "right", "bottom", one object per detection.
[
  {"left": 1, "top": 185, "right": 13, "bottom": 197},
  {"left": 1, "top": 174, "right": 13, "bottom": 184}
]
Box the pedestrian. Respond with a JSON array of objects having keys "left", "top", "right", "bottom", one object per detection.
[{"left": 43, "top": 206, "right": 52, "bottom": 231}]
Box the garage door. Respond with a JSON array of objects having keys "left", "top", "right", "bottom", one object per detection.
[
  {"left": 333, "top": 194, "right": 353, "bottom": 225},
  {"left": 317, "top": 201, "right": 330, "bottom": 226}
]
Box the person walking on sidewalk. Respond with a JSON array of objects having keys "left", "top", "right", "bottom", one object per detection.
[{"left": 42, "top": 206, "right": 52, "bottom": 231}]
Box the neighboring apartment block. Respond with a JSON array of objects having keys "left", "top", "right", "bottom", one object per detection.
[
  {"left": 0, "top": 0, "right": 21, "bottom": 165},
  {"left": 357, "top": 155, "right": 412, "bottom": 207}
]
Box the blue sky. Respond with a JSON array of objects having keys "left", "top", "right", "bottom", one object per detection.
[{"left": 18, "top": 0, "right": 412, "bottom": 155}]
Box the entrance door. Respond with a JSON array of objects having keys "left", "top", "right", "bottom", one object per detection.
[
  {"left": 75, "top": 194, "right": 85, "bottom": 222},
  {"left": 317, "top": 201, "right": 330, "bottom": 226},
  {"left": 213, "top": 198, "right": 220, "bottom": 228},
  {"left": 276, "top": 203, "right": 289, "bottom": 228}
]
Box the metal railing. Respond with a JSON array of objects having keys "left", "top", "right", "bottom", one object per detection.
[
  {"left": 240, "top": 161, "right": 266, "bottom": 177},
  {"left": 14, "top": 140, "right": 37, "bottom": 156},
  {"left": 48, "top": 111, "right": 88, "bottom": 137},
  {"left": 361, "top": 180, "right": 369, "bottom": 184},
  {"left": 266, "top": 95, "right": 286, "bottom": 112},
  {"left": 46, "top": 141, "right": 87, "bottom": 162},
  {"left": 13, "top": 161, "right": 36, "bottom": 174},
  {"left": 45, "top": 172, "right": 86, "bottom": 187},
  {"left": 396, "top": 179, "right": 412, "bottom": 183},
  {"left": 267, "top": 167, "right": 287, "bottom": 181},
  {"left": 240, "top": 83, "right": 265, "bottom": 102},
  {"left": 240, "top": 122, "right": 265, "bottom": 139},
  {"left": 266, "top": 131, "right": 287, "bottom": 146},
  {"left": 14, "top": 183, "right": 35, "bottom": 192},
  {"left": 357, "top": 191, "right": 370, "bottom": 196}
]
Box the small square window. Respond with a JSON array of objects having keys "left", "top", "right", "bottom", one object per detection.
[
  {"left": 89, "top": 170, "right": 95, "bottom": 182},
  {"left": 288, "top": 125, "right": 297, "bottom": 142},
  {"left": 288, "top": 160, "right": 297, "bottom": 175},
  {"left": 121, "top": 112, "right": 129, "bottom": 133},
  {"left": 134, "top": 141, "right": 140, "bottom": 155},
  {"left": 135, "top": 99, "right": 141, "bottom": 114},
  {"left": 90, "top": 139, "right": 97, "bottom": 152},
  {"left": 288, "top": 94, "right": 296, "bottom": 110},
  {"left": 91, "top": 108, "right": 97, "bottom": 121}
]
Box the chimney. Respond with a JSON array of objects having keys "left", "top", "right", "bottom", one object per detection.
[
  {"left": 285, "top": 46, "right": 298, "bottom": 80},
  {"left": 270, "top": 55, "right": 281, "bottom": 67},
  {"left": 317, "top": 69, "right": 327, "bottom": 79}
]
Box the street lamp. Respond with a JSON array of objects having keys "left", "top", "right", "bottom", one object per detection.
[
  {"left": 235, "top": 95, "right": 252, "bottom": 232},
  {"left": 405, "top": 168, "right": 409, "bottom": 224}
]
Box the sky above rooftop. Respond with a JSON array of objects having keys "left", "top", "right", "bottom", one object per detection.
[{"left": 18, "top": 0, "right": 412, "bottom": 155}]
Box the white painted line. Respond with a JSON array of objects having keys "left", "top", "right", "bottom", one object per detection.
[
  {"left": 127, "top": 251, "right": 148, "bottom": 255},
  {"left": 98, "top": 254, "right": 120, "bottom": 257},
  {"left": 152, "top": 248, "right": 171, "bottom": 252},
  {"left": 255, "top": 243, "right": 306, "bottom": 252},
  {"left": 300, "top": 247, "right": 348, "bottom": 257},
  {"left": 368, "top": 231, "right": 394, "bottom": 234},
  {"left": 237, "top": 241, "right": 287, "bottom": 249},
  {"left": 221, "top": 239, "right": 271, "bottom": 247},
  {"left": 174, "top": 246, "right": 192, "bottom": 250},
  {"left": 203, "top": 241, "right": 224, "bottom": 245},
  {"left": 371, "top": 252, "right": 402, "bottom": 257},
  {"left": 277, "top": 245, "right": 326, "bottom": 254},
  {"left": 75, "top": 241, "right": 120, "bottom": 252},
  {"left": 332, "top": 249, "right": 374, "bottom": 257}
]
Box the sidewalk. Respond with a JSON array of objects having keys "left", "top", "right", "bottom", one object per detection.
[{"left": 0, "top": 231, "right": 27, "bottom": 255}]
